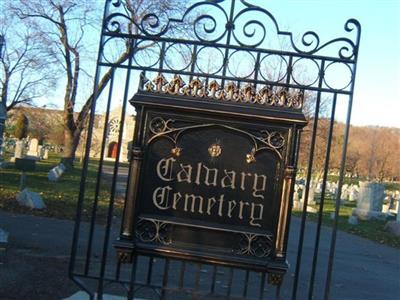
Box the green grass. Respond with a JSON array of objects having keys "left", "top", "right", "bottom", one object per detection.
[
  {"left": 0, "top": 153, "right": 123, "bottom": 222},
  {"left": 293, "top": 196, "right": 400, "bottom": 249}
]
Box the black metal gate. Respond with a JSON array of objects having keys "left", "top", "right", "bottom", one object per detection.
[{"left": 69, "top": 1, "right": 361, "bottom": 299}]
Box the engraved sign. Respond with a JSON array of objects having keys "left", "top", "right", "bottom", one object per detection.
[
  {"left": 130, "top": 111, "right": 289, "bottom": 268},
  {"left": 115, "top": 85, "right": 307, "bottom": 282}
]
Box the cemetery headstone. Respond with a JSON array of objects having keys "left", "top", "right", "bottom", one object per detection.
[
  {"left": 352, "top": 181, "right": 386, "bottom": 220},
  {"left": 348, "top": 186, "right": 359, "bottom": 202},
  {"left": 306, "top": 206, "right": 317, "bottom": 213},
  {"left": 315, "top": 182, "right": 323, "bottom": 194},
  {"left": 386, "top": 193, "right": 395, "bottom": 209},
  {"left": 382, "top": 203, "right": 389, "bottom": 213},
  {"left": 301, "top": 183, "right": 316, "bottom": 205},
  {"left": 43, "top": 148, "right": 49, "bottom": 160},
  {"left": 16, "top": 188, "right": 46, "bottom": 210},
  {"left": 11, "top": 140, "right": 24, "bottom": 162},
  {"left": 292, "top": 190, "right": 301, "bottom": 210},
  {"left": 329, "top": 182, "right": 338, "bottom": 196},
  {"left": 27, "top": 138, "right": 40, "bottom": 159},
  {"left": 48, "top": 163, "right": 66, "bottom": 182},
  {"left": 385, "top": 195, "right": 400, "bottom": 236},
  {"left": 340, "top": 186, "right": 349, "bottom": 202}
]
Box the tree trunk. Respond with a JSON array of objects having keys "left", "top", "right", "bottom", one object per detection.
[{"left": 61, "top": 127, "right": 81, "bottom": 169}]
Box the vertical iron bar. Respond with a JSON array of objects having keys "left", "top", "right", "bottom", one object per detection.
[
  {"left": 179, "top": 261, "right": 186, "bottom": 288},
  {"left": 195, "top": 263, "right": 202, "bottom": 292},
  {"left": 324, "top": 23, "right": 361, "bottom": 297},
  {"left": 147, "top": 257, "right": 154, "bottom": 285},
  {"left": 96, "top": 37, "right": 136, "bottom": 298},
  {"left": 127, "top": 255, "right": 138, "bottom": 300},
  {"left": 159, "top": 41, "right": 166, "bottom": 71},
  {"left": 259, "top": 273, "right": 266, "bottom": 300},
  {"left": 226, "top": 268, "right": 234, "bottom": 298},
  {"left": 69, "top": 0, "right": 110, "bottom": 278},
  {"left": 115, "top": 260, "right": 121, "bottom": 281},
  {"left": 276, "top": 285, "right": 281, "bottom": 300},
  {"left": 84, "top": 67, "right": 115, "bottom": 275},
  {"left": 210, "top": 266, "right": 217, "bottom": 294},
  {"left": 161, "top": 259, "right": 170, "bottom": 300},
  {"left": 323, "top": 94, "right": 354, "bottom": 299},
  {"left": 220, "top": 0, "right": 236, "bottom": 88},
  {"left": 308, "top": 93, "right": 337, "bottom": 298},
  {"left": 243, "top": 271, "right": 250, "bottom": 298},
  {"left": 292, "top": 59, "right": 325, "bottom": 300}
]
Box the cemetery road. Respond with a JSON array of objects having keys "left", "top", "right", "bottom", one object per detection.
[{"left": 0, "top": 210, "right": 398, "bottom": 300}]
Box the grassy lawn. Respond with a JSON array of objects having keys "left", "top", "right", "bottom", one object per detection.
[
  {"left": 293, "top": 196, "right": 400, "bottom": 249},
  {"left": 0, "top": 153, "right": 123, "bottom": 222}
]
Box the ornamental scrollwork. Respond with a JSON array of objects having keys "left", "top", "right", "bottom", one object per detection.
[
  {"left": 104, "top": 1, "right": 360, "bottom": 61},
  {"left": 147, "top": 117, "right": 285, "bottom": 160},
  {"left": 237, "top": 233, "right": 273, "bottom": 258},
  {"left": 135, "top": 218, "right": 173, "bottom": 245},
  {"left": 141, "top": 74, "right": 304, "bottom": 109}
]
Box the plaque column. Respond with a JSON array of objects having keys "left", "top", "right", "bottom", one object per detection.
[{"left": 115, "top": 106, "right": 145, "bottom": 263}]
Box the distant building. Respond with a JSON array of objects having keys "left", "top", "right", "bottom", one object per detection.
[
  {"left": 89, "top": 106, "right": 135, "bottom": 162},
  {"left": 5, "top": 106, "right": 135, "bottom": 163}
]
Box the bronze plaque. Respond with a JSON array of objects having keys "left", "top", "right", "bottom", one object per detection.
[{"left": 133, "top": 110, "right": 290, "bottom": 269}]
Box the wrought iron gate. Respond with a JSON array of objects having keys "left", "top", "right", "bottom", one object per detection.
[{"left": 69, "top": 1, "right": 361, "bottom": 299}]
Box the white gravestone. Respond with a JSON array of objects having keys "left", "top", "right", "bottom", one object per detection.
[
  {"left": 293, "top": 190, "right": 301, "bottom": 210},
  {"left": 48, "top": 163, "right": 66, "bottom": 182},
  {"left": 352, "top": 181, "right": 386, "bottom": 220},
  {"left": 43, "top": 149, "right": 49, "bottom": 160},
  {"left": 340, "top": 186, "right": 349, "bottom": 201},
  {"left": 315, "top": 182, "right": 323, "bottom": 194},
  {"left": 13, "top": 140, "right": 24, "bottom": 160},
  {"left": 348, "top": 188, "right": 359, "bottom": 202},
  {"left": 384, "top": 193, "right": 400, "bottom": 237},
  {"left": 16, "top": 188, "right": 46, "bottom": 209},
  {"left": 329, "top": 182, "right": 338, "bottom": 197},
  {"left": 27, "top": 138, "right": 39, "bottom": 158},
  {"left": 301, "top": 184, "right": 315, "bottom": 205}
]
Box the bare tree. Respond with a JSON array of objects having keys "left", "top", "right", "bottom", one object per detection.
[
  {"left": 0, "top": 12, "right": 55, "bottom": 111},
  {"left": 10, "top": 0, "right": 189, "bottom": 169}
]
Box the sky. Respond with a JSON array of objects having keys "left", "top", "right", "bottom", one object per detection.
[
  {"left": 251, "top": 0, "right": 400, "bottom": 127},
  {"left": 31, "top": 0, "right": 400, "bottom": 128}
]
